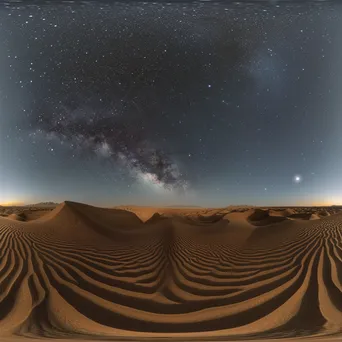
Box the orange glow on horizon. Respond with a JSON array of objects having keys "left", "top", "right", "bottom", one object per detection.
[
  {"left": 0, "top": 200, "right": 25, "bottom": 206},
  {"left": 311, "top": 200, "right": 342, "bottom": 207}
]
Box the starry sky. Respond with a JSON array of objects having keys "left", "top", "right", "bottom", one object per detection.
[{"left": 0, "top": 0, "right": 342, "bottom": 207}]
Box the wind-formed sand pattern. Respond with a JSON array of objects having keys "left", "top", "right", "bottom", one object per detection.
[{"left": 2, "top": 202, "right": 342, "bottom": 340}]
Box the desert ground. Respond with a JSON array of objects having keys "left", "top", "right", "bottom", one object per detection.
[{"left": 1, "top": 202, "right": 342, "bottom": 340}]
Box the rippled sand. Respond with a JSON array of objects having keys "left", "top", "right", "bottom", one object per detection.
[{"left": 1, "top": 202, "right": 342, "bottom": 340}]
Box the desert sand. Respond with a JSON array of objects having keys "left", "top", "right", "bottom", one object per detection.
[{"left": 1, "top": 202, "right": 342, "bottom": 340}]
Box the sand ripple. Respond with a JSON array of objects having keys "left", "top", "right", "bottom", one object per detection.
[{"left": 1, "top": 202, "right": 342, "bottom": 339}]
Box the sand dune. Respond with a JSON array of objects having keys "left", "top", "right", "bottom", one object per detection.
[{"left": 1, "top": 202, "right": 342, "bottom": 339}]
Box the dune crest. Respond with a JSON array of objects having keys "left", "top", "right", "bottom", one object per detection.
[{"left": 1, "top": 203, "right": 342, "bottom": 339}]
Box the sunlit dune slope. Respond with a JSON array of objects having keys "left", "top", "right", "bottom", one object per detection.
[{"left": 1, "top": 202, "right": 342, "bottom": 339}]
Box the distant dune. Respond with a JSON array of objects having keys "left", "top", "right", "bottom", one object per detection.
[
  {"left": 25, "top": 201, "right": 59, "bottom": 207},
  {"left": 166, "top": 205, "right": 203, "bottom": 208},
  {"left": 1, "top": 202, "right": 342, "bottom": 339}
]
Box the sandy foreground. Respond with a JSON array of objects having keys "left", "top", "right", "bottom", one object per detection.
[{"left": 1, "top": 202, "right": 342, "bottom": 340}]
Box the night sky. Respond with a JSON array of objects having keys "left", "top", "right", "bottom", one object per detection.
[{"left": 0, "top": 1, "right": 342, "bottom": 207}]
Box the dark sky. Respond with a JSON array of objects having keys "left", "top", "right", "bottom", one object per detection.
[{"left": 0, "top": 1, "right": 341, "bottom": 207}]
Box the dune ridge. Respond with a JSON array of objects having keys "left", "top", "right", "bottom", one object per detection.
[{"left": 1, "top": 202, "right": 342, "bottom": 339}]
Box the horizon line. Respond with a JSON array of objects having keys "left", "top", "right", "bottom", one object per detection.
[{"left": 1, "top": 200, "right": 342, "bottom": 208}]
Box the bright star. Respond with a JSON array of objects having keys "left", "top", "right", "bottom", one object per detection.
[{"left": 293, "top": 174, "right": 302, "bottom": 183}]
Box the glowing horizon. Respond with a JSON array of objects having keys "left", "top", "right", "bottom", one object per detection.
[{"left": 0, "top": 197, "right": 341, "bottom": 208}]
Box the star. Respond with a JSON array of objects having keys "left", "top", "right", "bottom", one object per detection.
[{"left": 293, "top": 175, "right": 302, "bottom": 184}]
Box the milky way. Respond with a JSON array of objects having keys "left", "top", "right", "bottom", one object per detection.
[{"left": 31, "top": 101, "right": 189, "bottom": 191}]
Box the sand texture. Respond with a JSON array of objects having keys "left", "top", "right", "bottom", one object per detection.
[{"left": 1, "top": 202, "right": 342, "bottom": 340}]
